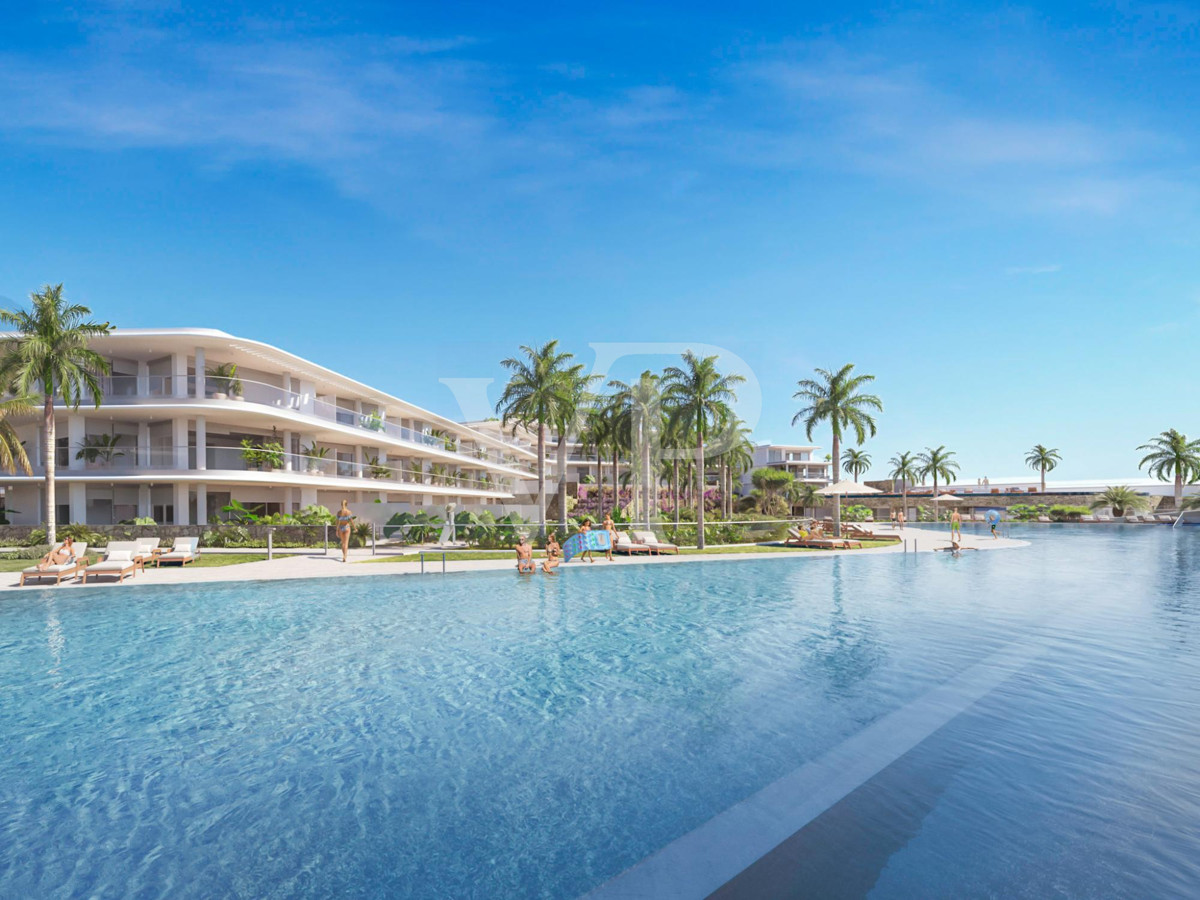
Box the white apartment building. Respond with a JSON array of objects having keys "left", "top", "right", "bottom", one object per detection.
[
  {"left": 2, "top": 329, "right": 539, "bottom": 526},
  {"left": 738, "top": 443, "right": 832, "bottom": 495}
]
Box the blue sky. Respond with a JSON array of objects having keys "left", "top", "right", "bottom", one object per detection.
[{"left": 2, "top": 0, "right": 1198, "bottom": 481}]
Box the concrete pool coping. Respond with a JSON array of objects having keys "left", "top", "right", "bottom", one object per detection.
[{"left": 0, "top": 526, "right": 1026, "bottom": 591}]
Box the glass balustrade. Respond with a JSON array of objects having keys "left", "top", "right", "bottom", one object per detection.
[{"left": 69, "top": 372, "right": 536, "bottom": 474}]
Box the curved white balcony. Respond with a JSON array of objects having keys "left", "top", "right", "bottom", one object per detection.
[{"left": 59, "top": 375, "right": 539, "bottom": 477}]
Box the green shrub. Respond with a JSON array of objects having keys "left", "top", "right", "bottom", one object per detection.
[
  {"left": 1009, "top": 504, "right": 1049, "bottom": 521},
  {"left": 23, "top": 529, "right": 47, "bottom": 547},
  {"left": 0, "top": 544, "right": 52, "bottom": 560},
  {"left": 1048, "top": 504, "right": 1090, "bottom": 522},
  {"left": 842, "top": 504, "right": 873, "bottom": 523}
]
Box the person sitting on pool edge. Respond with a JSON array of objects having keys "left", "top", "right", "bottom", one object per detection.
[
  {"left": 515, "top": 535, "right": 536, "bottom": 574},
  {"left": 543, "top": 534, "right": 561, "bottom": 575}
]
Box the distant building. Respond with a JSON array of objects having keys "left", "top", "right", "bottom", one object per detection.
[{"left": 739, "top": 443, "right": 831, "bottom": 495}]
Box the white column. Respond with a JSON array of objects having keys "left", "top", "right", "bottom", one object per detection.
[
  {"left": 194, "top": 347, "right": 206, "bottom": 398},
  {"left": 69, "top": 482, "right": 86, "bottom": 524},
  {"left": 195, "top": 417, "right": 207, "bottom": 471},
  {"left": 137, "top": 422, "right": 150, "bottom": 468},
  {"left": 173, "top": 482, "right": 190, "bottom": 525},
  {"left": 137, "top": 361, "right": 150, "bottom": 397},
  {"left": 172, "top": 417, "right": 189, "bottom": 470},
  {"left": 354, "top": 444, "right": 364, "bottom": 477},
  {"left": 196, "top": 483, "right": 207, "bottom": 526},
  {"left": 172, "top": 353, "right": 188, "bottom": 399},
  {"left": 67, "top": 415, "right": 86, "bottom": 471},
  {"left": 283, "top": 431, "right": 294, "bottom": 470},
  {"left": 298, "top": 380, "right": 316, "bottom": 416},
  {"left": 137, "top": 484, "right": 151, "bottom": 519}
]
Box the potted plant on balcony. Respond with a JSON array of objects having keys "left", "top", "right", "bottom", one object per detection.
[
  {"left": 75, "top": 434, "right": 125, "bottom": 468},
  {"left": 362, "top": 411, "right": 386, "bottom": 432},
  {"left": 302, "top": 442, "right": 332, "bottom": 475},
  {"left": 240, "top": 437, "right": 285, "bottom": 471},
  {"left": 207, "top": 363, "right": 243, "bottom": 400},
  {"left": 366, "top": 454, "right": 391, "bottom": 479}
]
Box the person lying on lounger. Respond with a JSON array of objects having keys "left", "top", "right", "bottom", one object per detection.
[
  {"left": 36, "top": 536, "right": 76, "bottom": 571},
  {"left": 515, "top": 536, "right": 536, "bottom": 574}
]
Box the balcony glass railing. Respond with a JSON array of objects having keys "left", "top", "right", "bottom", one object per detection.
[
  {"left": 33, "top": 445, "right": 513, "bottom": 493},
  {"left": 75, "top": 371, "right": 538, "bottom": 474}
]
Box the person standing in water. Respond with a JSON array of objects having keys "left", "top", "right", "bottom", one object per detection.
[{"left": 336, "top": 500, "right": 355, "bottom": 562}]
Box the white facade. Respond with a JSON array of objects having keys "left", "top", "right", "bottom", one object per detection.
[
  {"left": 2, "top": 329, "right": 539, "bottom": 526},
  {"left": 739, "top": 443, "right": 832, "bottom": 494}
]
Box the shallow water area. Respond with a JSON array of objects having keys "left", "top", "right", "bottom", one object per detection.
[{"left": 2, "top": 525, "right": 1198, "bottom": 898}]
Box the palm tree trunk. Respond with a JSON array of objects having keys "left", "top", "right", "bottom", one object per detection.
[
  {"left": 696, "top": 431, "right": 706, "bottom": 549},
  {"left": 1176, "top": 472, "right": 1183, "bottom": 509},
  {"left": 933, "top": 473, "right": 939, "bottom": 523},
  {"left": 644, "top": 440, "right": 652, "bottom": 528},
  {"left": 672, "top": 457, "right": 680, "bottom": 527},
  {"left": 536, "top": 423, "right": 546, "bottom": 538},
  {"left": 611, "top": 451, "right": 618, "bottom": 517},
  {"left": 832, "top": 432, "right": 841, "bottom": 537},
  {"left": 1041, "top": 465, "right": 1046, "bottom": 494},
  {"left": 595, "top": 454, "right": 603, "bottom": 516},
  {"left": 44, "top": 396, "right": 56, "bottom": 543},
  {"left": 557, "top": 433, "right": 568, "bottom": 531}
]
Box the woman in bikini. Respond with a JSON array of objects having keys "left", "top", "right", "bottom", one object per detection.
[
  {"left": 543, "top": 534, "right": 561, "bottom": 575},
  {"left": 36, "top": 536, "right": 76, "bottom": 571},
  {"left": 602, "top": 513, "right": 616, "bottom": 562},
  {"left": 336, "top": 500, "right": 355, "bottom": 562}
]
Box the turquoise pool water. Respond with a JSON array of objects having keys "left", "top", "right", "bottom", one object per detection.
[{"left": 2, "top": 526, "right": 1199, "bottom": 897}]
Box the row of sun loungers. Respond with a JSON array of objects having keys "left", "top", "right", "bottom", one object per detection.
[
  {"left": 612, "top": 530, "right": 679, "bottom": 555},
  {"left": 19, "top": 537, "right": 202, "bottom": 586}
]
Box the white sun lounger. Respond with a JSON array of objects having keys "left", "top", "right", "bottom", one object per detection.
[
  {"left": 154, "top": 536, "right": 201, "bottom": 566},
  {"left": 632, "top": 530, "right": 679, "bottom": 554},
  {"left": 1079, "top": 515, "right": 1095, "bottom": 523},
  {"left": 83, "top": 548, "right": 138, "bottom": 584},
  {"left": 19, "top": 543, "right": 89, "bottom": 586}
]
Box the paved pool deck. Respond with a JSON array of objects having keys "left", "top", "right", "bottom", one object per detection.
[{"left": 1, "top": 526, "right": 1026, "bottom": 591}]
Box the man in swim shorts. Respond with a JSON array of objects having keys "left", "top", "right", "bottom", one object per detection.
[
  {"left": 950, "top": 509, "right": 962, "bottom": 541},
  {"left": 515, "top": 535, "right": 536, "bottom": 574}
]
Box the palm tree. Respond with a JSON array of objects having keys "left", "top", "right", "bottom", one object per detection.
[
  {"left": 609, "top": 371, "right": 663, "bottom": 528},
  {"left": 888, "top": 451, "right": 920, "bottom": 519},
  {"left": 788, "top": 481, "right": 820, "bottom": 519},
  {"left": 1091, "top": 485, "right": 1150, "bottom": 518},
  {"left": 552, "top": 365, "right": 596, "bottom": 532},
  {"left": 1024, "top": 444, "right": 1062, "bottom": 494},
  {"left": 579, "top": 404, "right": 611, "bottom": 514},
  {"left": 1138, "top": 429, "right": 1200, "bottom": 509},
  {"left": 495, "top": 340, "right": 577, "bottom": 536},
  {"left": 0, "top": 284, "right": 111, "bottom": 542},
  {"left": 0, "top": 397, "right": 34, "bottom": 478},
  {"left": 663, "top": 352, "right": 745, "bottom": 548},
  {"left": 917, "top": 445, "right": 960, "bottom": 521},
  {"left": 841, "top": 447, "right": 872, "bottom": 482},
  {"left": 792, "top": 364, "right": 882, "bottom": 536}
]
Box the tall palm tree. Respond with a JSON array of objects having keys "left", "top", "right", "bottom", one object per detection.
[
  {"left": 841, "top": 447, "right": 872, "bottom": 482},
  {"left": 0, "top": 284, "right": 111, "bottom": 542},
  {"left": 1024, "top": 444, "right": 1062, "bottom": 494},
  {"left": 495, "top": 340, "right": 577, "bottom": 536},
  {"left": 888, "top": 450, "right": 920, "bottom": 520},
  {"left": 1138, "top": 429, "right": 1200, "bottom": 509},
  {"left": 552, "top": 365, "right": 596, "bottom": 531},
  {"left": 663, "top": 352, "right": 745, "bottom": 548},
  {"left": 609, "top": 371, "right": 663, "bottom": 527},
  {"left": 792, "top": 364, "right": 882, "bottom": 536},
  {"left": 917, "top": 445, "right": 960, "bottom": 521},
  {"left": 579, "top": 403, "right": 611, "bottom": 514}
]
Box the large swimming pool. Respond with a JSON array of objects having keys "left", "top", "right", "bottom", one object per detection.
[{"left": 2, "top": 526, "right": 1199, "bottom": 898}]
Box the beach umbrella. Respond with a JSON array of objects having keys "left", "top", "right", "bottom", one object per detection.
[
  {"left": 934, "top": 492, "right": 963, "bottom": 503},
  {"left": 817, "top": 480, "right": 883, "bottom": 496}
]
